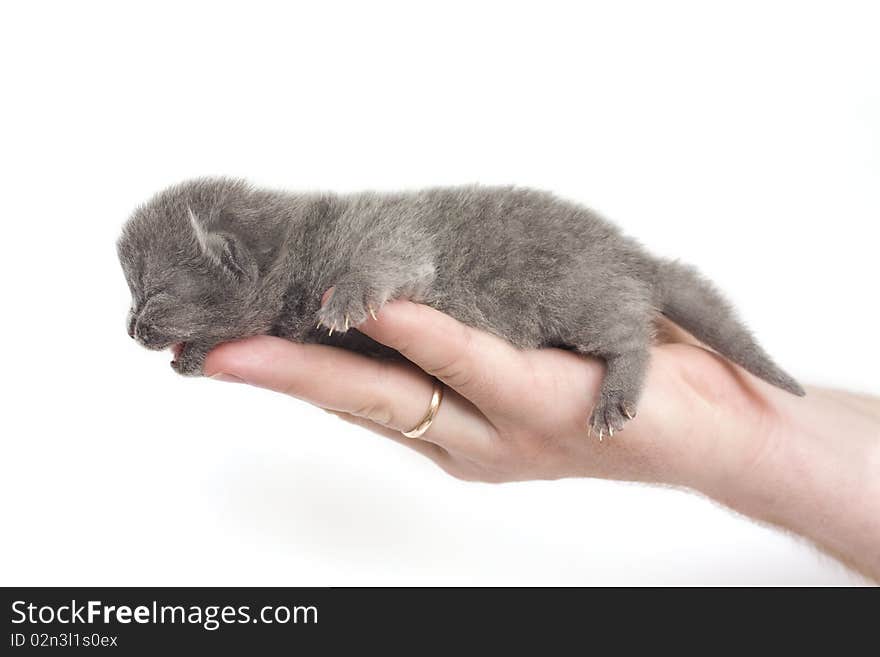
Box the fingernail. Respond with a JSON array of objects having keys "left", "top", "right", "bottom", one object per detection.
[{"left": 210, "top": 373, "right": 245, "bottom": 384}]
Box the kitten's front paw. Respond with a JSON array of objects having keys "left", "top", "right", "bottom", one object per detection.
[
  {"left": 588, "top": 393, "right": 636, "bottom": 440},
  {"left": 170, "top": 342, "right": 210, "bottom": 376},
  {"left": 317, "top": 281, "right": 388, "bottom": 335}
]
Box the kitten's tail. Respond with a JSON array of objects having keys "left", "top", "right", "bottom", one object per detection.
[{"left": 655, "top": 259, "right": 805, "bottom": 396}]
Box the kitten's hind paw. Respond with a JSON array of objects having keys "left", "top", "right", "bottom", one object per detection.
[{"left": 588, "top": 394, "right": 636, "bottom": 440}]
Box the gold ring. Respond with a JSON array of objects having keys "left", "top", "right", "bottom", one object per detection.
[{"left": 402, "top": 379, "right": 444, "bottom": 439}]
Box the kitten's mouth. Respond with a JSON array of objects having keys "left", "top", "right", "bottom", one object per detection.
[{"left": 171, "top": 342, "right": 186, "bottom": 360}]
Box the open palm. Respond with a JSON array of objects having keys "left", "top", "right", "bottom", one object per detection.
[{"left": 204, "top": 300, "right": 778, "bottom": 488}]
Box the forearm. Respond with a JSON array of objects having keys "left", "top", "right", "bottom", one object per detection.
[{"left": 700, "top": 387, "right": 880, "bottom": 581}]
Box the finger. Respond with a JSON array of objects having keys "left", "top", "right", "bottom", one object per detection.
[
  {"left": 324, "top": 409, "right": 453, "bottom": 468},
  {"left": 203, "top": 335, "right": 494, "bottom": 454},
  {"left": 355, "top": 300, "right": 525, "bottom": 415}
]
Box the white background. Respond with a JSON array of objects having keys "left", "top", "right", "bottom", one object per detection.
[{"left": 1, "top": 1, "right": 877, "bottom": 585}]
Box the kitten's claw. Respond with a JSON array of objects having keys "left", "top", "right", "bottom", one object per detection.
[
  {"left": 169, "top": 342, "right": 210, "bottom": 377},
  {"left": 589, "top": 394, "right": 635, "bottom": 440},
  {"left": 328, "top": 326, "right": 334, "bottom": 337},
  {"left": 318, "top": 282, "right": 385, "bottom": 334}
]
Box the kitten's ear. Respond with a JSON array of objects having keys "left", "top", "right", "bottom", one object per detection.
[{"left": 187, "top": 207, "right": 257, "bottom": 282}]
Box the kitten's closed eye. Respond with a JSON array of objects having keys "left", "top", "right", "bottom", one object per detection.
[{"left": 142, "top": 288, "right": 167, "bottom": 303}]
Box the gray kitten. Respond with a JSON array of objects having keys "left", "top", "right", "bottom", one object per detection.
[{"left": 117, "top": 178, "right": 804, "bottom": 437}]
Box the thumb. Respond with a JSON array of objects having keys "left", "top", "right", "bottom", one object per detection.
[{"left": 354, "top": 300, "right": 524, "bottom": 415}]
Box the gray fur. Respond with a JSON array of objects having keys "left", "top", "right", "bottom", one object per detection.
[{"left": 117, "top": 178, "right": 804, "bottom": 437}]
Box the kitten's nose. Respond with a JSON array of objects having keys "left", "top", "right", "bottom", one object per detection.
[{"left": 134, "top": 320, "right": 172, "bottom": 349}]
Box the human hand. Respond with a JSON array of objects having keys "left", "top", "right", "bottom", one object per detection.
[
  {"left": 203, "top": 299, "right": 779, "bottom": 489},
  {"left": 204, "top": 299, "right": 880, "bottom": 580}
]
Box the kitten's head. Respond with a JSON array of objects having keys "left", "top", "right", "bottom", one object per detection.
[{"left": 117, "top": 178, "right": 275, "bottom": 372}]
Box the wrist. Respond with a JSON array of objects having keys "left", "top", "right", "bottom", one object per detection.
[{"left": 695, "top": 387, "right": 880, "bottom": 580}]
